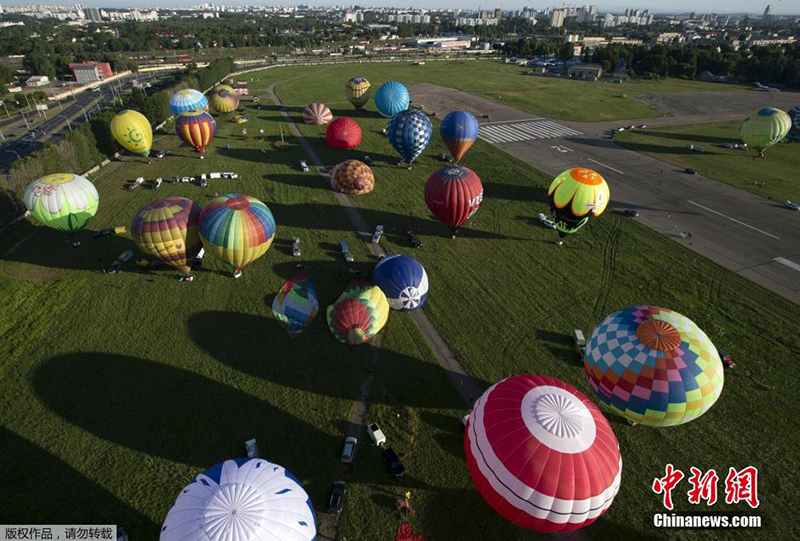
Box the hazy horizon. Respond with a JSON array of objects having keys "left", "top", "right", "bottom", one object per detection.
[{"left": 1, "top": 0, "right": 797, "bottom": 16}]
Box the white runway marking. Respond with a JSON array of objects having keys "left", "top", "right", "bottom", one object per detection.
[
  {"left": 687, "top": 200, "right": 780, "bottom": 240},
  {"left": 478, "top": 120, "right": 582, "bottom": 144},
  {"left": 774, "top": 257, "right": 800, "bottom": 272},
  {"left": 586, "top": 158, "right": 625, "bottom": 175}
]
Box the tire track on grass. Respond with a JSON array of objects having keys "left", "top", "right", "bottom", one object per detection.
[{"left": 592, "top": 219, "right": 621, "bottom": 318}]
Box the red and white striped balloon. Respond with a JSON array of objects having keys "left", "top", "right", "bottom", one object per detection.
[
  {"left": 465, "top": 374, "right": 622, "bottom": 533},
  {"left": 303, "top": 103, "right": 333, "bottom": 126}
]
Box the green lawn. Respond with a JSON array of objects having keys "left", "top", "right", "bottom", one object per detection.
[
  {"left": 616, "top": 121, "right": 800, "bottom": 202},
  {"left": 1, "top": 62, "right": 798, "bottom": 540}
]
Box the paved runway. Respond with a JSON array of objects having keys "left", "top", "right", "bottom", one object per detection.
[{"left": 411, "top": 83, "right": 800, "bottom": 305}]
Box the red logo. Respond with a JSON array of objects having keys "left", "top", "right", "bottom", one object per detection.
[{"left": 652, "top": 464, "right": 685, "bottom": 511}]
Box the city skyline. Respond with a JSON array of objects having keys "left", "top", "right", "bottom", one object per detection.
[{"left": 0, "top": 0, "right": 797, "bottom": 16}]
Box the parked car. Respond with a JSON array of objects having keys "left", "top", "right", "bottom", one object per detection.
[
  {"left": 165, "top": 177, "right": 178, "bottom": 184},
  {"left": 155, "top": 150, "right": 167, "bottom": 159},
  {"left": 381, "top": 447, "right": 406, "bottom": 477},
  {"left": 363, "top": 155, "right": 373, "bottom": 166},
  {"left": 181, "top": 176, "right": 192, "bottom": 183},
  {"left": 722, "top": 143, "right": 737, "bottom": 149},
  {"left": 367, "top": 423, "right": 386, "bottom": 446},
  {"left": 328, "top": 482, "right": 347, "bottom": 514},
  {"left": 785, "top": 200, "right": 800, "bottom": 211},
  {"left": 684, "top": 168, "right": 697, "bottom": 175},
  {"left": 638, "top": 124, "right": 647, "bottom": 129},
  {"left": 300, "top": 160, "right": 309, "bottom": 172},
  {"left": 199, "top": 178, "right": 208, "bottom": 188},
  {"left": 91, "top": 87, "right": 101, "bottom": 92},
  {"left": 341, "top": 436, "right": 357, "bottom": 463},
  {"left": 209, "top": 172, "right": 221, "bottom": 179},
  {"left": 407, "top": 230, "right": 422, "bottom": 248},
  {"left": 622, "top": 209, "right": 639, "bottom": 217},
  {"left": 686, "top": 144, "right": 704, "bottom": 153},
  {"left": 222, "top": 172, "right": 238, "bottom": 179}
]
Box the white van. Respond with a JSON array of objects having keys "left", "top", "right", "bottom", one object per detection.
[
  {"left": 135, "top": 177, "right": 144, "bottom": 185},
  {"left": 209, "top": 172, "right": 221, "bottom": 179},
  {"left": 200, "top": 173, "right": 207, "bottom": 181}
]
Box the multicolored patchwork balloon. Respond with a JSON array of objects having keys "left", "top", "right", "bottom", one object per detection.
[
  {"left": 440, "top": 111, "right": 479, "bottom": 163},
  {"left": 161, "top": 458, "right": 317, "bottom": 541},
  {"left": 198, "top": 194, "right": 276, "bottom": 273},
  {"left": 326, "top": 118, "right": 362, "bottom": 149},
  {"left": 303, "top": 103, "right": 333, "bottom": 125},
  {"left": 272, "top": 275, "right": 320, "bottom": 336},
  {"left": 584, "top": 306, "right": 724, "bottom": 427},
  {"left": 374, "top": 81, "right": 410, "bottom": 118},
  {"left": 547, "top": 168, "right": 609, "bottom": 238},
  {"left": 424, "top": 165, "right": 483, "bottom": 235},
  {"left": 345, "top": 76, "right": 371, "bottom": 109},
  {"left": 110, "top": 109, "right": 152, "bottom": 157},
  {"left": 387, "top": 110, "right": 433, "bottom": 164},
  {"left": 372, "top": 255, "right": 429, "bottom": 311},
  {"left": 175, "top": 110, "right": 216, "bottom": 157},
  {"left": 24, "top": 173, "right": 99, "bottom": 232},
  {"left": 131, "top": 197, "right": 202, "bottom": 276},
  {"left": 739, "top": 107, "right": 791, "bottom": 156},
  {"left": 465, "top": 374, "right": 622, "bottom": 533},
  {"left": 169, "top": 88, "right": 208, "bottom": 115},
  {"left": 208, "top": 84, "right": 240, "bottom": 114},
  {"left": 331, "top": 160, "right": 374, "bottom": 195},
  {"left": 327, "top": 284, "right": 389, "bottom": 346}
]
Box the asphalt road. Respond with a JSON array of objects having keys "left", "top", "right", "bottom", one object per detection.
[{"left": 411, "top": 83, "right": 800, "bottom": 305}]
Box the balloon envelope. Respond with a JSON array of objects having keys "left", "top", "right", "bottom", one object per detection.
[
  {"left": 327, "top": 285, "right": 389, "bottom": 345},
  {"left": 110, "top": 109, "right": 152, "bottom": 157},
  {"left": 346, "top": 76, "right": 371, "bottom": 109},
  {"left": 131, "top": 197, "right": 202, "bottom": 275},
  {"left": 387, "top": 110, "right": 433, "bottom": 164},
  {"left": 175, "top": 110, "right": 216, "bottom": 156},
  {"left": 326, "top": 117, "right": 362, "bottom": 149},
  {"left": 272, "top": 275, "right": 320, "bottom": 335},
  {"left": 303, "top": 102, "right": 333, "bottom": 125},
  {"left": 373, "top": 255, "right": 429, "bottom": 311},
  {"left": 440, "top": 111, "right": 479, "bottom": 162},
  {"left": 24, "top": 173, "right": 98, "bottom": 232},
  {"left": 208, "top": 84, "right": 240, "bottom": 114},
  {"left": 331, "top": 160, "right": 374, "bottom": 194},
  {"left": 374, "top": 82, "right": 410, "bottom": 118},
  {"left": 739, "top": 107, "right": 791, "bottom": 153},
  {"left": 161, "top": 457, "right": 316, "bottom": 541},
  {"left": 169, "top": 88, "right": 208, "bottom": 115},
  {"left": 584, "top": 306, "right": 724, "bottom": 427},
  {"left": 547, "top": 168, "right": 609, "bottom": 237},
  {"left": 424, "top": 165, "right": 484, "bottom": 229},
  {"left": 198, "top": 194, "right": 276, "bottom": 271},
  {"left": 465, "top": 374, "right": 622, "bottom": 533}
]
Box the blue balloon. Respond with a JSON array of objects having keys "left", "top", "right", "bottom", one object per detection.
[
  {"left": 440, "top": 111, "right": 479, "bottom": 162},
  {"left": 387, "top": 110, "right": 433, "bottom": 164},
  {"left": 169, "top": 88, "right": 209, "bottom": 115},
  {"left": 373, "top": 255, "right": 429, "bottom": 311},
  {"left": 374, "top": 82, "right": 410, "bottom": 118}
]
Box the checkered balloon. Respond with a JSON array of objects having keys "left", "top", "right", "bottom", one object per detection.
[
  {"left": 387, "top": 110, "right": 433, "bottom": 164},
  {"left": 584, "top": 306, "right": 724, "bottom": 427}
]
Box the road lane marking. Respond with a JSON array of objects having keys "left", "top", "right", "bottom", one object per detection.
[
  {"left": 774, "top": 257, "right": 800, "bottom": 272},
  {"left": 586, "top": 158, "right": 625, "bottom": 175},
  {"left": 687, "top": 200, "right": 780, "bottom": 240},
  {"left": 478, "top": 118, "right": 545, "bottom": 125}
]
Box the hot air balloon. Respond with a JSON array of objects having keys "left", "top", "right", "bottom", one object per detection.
[
  {"left": 547, "top": 168, "right": 609, "bottom": 243},
  {"left": 198, "top": 194, "right": 276, "bottom": 278},
  {"left": 387, "top": 110, "right": 433, "bottom": 165},
  {"left": 303, "top": 102, "right": 333, "bottom": 125},
  {"left": 331, "top": 160, "right": 375, "bottom": 195},
  {"left": 326, "top": 117, "right": 362, "bottom": 149},
  {"left": 465, "top": 374, "right": 622, "bottom": 533},
  {"left": 24, "top": 173, "right": 98, "bottom": 232},
  {"left": 424, "top": 165, "right": 484, "bottom": 237},
  {"left": 739, "top": 107, "right": 791, "bottom": 156},
  {"left": 169, "top": 88, "right": 208, "bottom": 115},
  {"left": 374, "top": 81, "right": 410, "bottom": 118},
  {"left": 372, "top": 255, "right": 428, "bottom": 311},
  {"left": 175, "top": 110, "right": 216, "bottom": 158},
  {"left": 131, "top": 197, "right": 202, "bottom": 276},
  {"left": 110, "top": 109, "right": 152, "bottom": 157},
  {"left": 208, "top": 84, "right": 240, "bottom": 114},
  {"left": 161, "top": 458, "right": 317, "bottom": 541},
  {"left": 345, "top": 76, "right": 371, "bottom": 110},
  {"left": 272, "top": 275, "right": 320, "bottom": 336},
  {"left": 440, "top": 111, "right": 479, "bottom": 163},
  {"left": 327, "top": 284, "right": 389, "bottom": 346},
  {"left": 584, "top": 306, "right": 724, "bottom": 427},
  {"left": 788, "top": 106, "right": 800, "bottom": 140}
]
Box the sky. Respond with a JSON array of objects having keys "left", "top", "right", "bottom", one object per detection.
[{"left": 1, "top": 0, "right": 797, "bottom": 16}]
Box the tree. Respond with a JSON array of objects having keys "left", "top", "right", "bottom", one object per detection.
[{"left": 558, "top": 42, "right": 575, "bottom": 60}]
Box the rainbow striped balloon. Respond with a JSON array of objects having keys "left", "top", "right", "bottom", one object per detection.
[
  {"left": 131, "top": 197, "right": 202, "bottom": 275},
  {"left": 198, "top": 194, "right": 276, "bottom": 272},
  {"left": 176, "top": 110, "right": 216, "bottom": 157}
]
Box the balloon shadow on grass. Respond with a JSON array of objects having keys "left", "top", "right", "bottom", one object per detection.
[
  {"left": 188, "top": 310, "right": 478, "bottom": 410},
  {"left": 0, "top": 426, "right": 157, "bottom": 537},
  {"left": 536, "top": 329, "right": 583, "bottom": 368},
  {"left": 483, "top": 182, "right": 547, "bottom": 203}
]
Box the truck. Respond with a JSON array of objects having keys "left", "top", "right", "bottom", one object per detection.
[{"left": 209, "top": 172, "right": 222, "bottom": 179}]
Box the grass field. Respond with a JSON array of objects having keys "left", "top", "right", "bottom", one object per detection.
[
  {"left": 616, "top": 121, "right": 800, "bottom": 202},
  {"left": 1, "top": 61, "right": 798, "bottom": 540}
]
